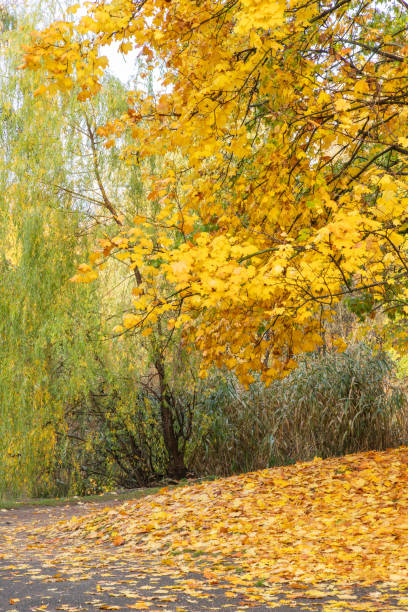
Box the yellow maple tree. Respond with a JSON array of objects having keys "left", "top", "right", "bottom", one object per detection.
[{"left": 22, "top": 0, "right": 408, "bottom": 383}]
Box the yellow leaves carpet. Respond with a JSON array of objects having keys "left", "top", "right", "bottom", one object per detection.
[{"left": 49, "top": 447, "right": 408, "bottom": 610}]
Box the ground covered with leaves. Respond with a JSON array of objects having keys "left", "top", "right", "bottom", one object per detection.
[{"left": 2, "top": 448, "right": 408, "bottom": 611}]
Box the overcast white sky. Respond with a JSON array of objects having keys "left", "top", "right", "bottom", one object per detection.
[{"left": 103, "top": 41, "right": 139, "bottom": 84}]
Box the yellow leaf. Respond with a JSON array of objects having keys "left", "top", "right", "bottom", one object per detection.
[
  {"left": 66, "top": 3, "right": 80, "bottom": 14},
  {"left": 334, "top": 98, "right": 351, "bottom": 112},
  {"left": 78, "top": 263, "right": 92, "bottom": 273},
  {"left": 304, "top": 590, "right": 328, "bottom": 598},
  {"left": 123, "top": 313, "right": 139, "bottom": 329}
]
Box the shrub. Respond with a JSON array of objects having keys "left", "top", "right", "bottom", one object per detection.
[
  {"left": 189, "top": 344, "right": 407, "bottom": 476},
  {"left": 269, "top": 344, "right": 406, "bottom": 464},
  {"left": 56, "top": 343, "right": 407, "bottom": 492}
]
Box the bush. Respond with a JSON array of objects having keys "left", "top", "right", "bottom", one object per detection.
[
  {"left": 189, "top": 344, "right": 407, "bottom": 476},
  {"left": 269, "top": 344, "right": 406, "bottom": 463},
  {"left": 55, "top": 343, "right": 407, "bottom": 492},
  {"left": 187, "top": 374, "right": 276, "bottom": 476}
]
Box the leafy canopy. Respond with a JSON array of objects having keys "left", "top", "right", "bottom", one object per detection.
[{"left": 23, "top": 0, "right": 408, "bottom": 383}]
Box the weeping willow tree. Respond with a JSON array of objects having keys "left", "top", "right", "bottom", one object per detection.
[
  {"left": 0, "top": 3, "right": 219, "bottom": 497},
  {"left": 0, "top": 2, "right": 140, "bottom": 497}
]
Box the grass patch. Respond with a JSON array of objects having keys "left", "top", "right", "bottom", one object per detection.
[
  {"left": 0, "top": 475, "right": 217, "bottom": 510},
  {"left": 0, "top": 486, "right": 161, "bottom": 510}
]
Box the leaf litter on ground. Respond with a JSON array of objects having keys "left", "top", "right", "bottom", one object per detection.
[
  {"left": 2, "top": 449, "right": 408, "bottom": 610},
  {"left": 36, "top": 447, "right": 408, "bottom": 610}
]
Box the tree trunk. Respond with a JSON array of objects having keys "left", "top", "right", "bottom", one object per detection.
[{"left": 154, "top": 354, "right": 187, "bottom": 479}]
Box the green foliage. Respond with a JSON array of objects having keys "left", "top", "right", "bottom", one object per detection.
[
  {"left": 60, "top": 339, "right": 199, "bottom": 491},
  {"left": 77, "top": 344, "right": 406, "bottom": 488},
  {"left": 344, "top": 293, "right": 375, "bottom": 322},
  {"left": 190, "top": 345, "right": 407, "bottom": 476},
  {"left": 268, "top": 345, "right": 406, "bottom": 462},
  {"left": 0, "top": 5, "right": 16, "bottom": 32},
  {"left": 187, "top": 374, "right": 275, "bottom": 476},
  {"left": 0, "top": 207, "right": 93, "bottom": 497},
  {"left": 0, "top": 8, "right": 133, "bottom": 498}
]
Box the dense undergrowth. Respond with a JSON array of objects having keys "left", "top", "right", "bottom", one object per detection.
[
  {"left": 191, "top": 345, "right": 406, "bottom": 478},
  {"left": 23, "top": 343, "right": 407, "bottom": 498}
]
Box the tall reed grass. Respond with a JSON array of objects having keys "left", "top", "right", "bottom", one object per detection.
[{"left": 189, "top": 344, "right": 407, "bottom": 476}]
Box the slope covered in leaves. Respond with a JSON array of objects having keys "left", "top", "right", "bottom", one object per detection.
[{"left": 52, "top": 447, "right": 408, "bottom": 608}]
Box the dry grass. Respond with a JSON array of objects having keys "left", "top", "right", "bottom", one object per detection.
[{"left": 190, "top": 344, "right": 408, "bottom": 476}]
